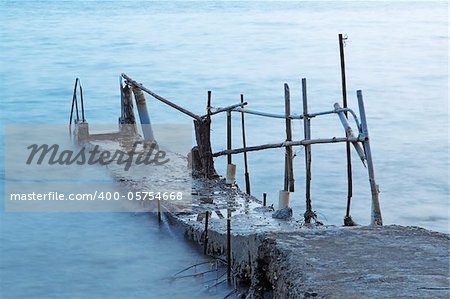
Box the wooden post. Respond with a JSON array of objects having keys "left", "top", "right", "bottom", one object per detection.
[
  {"left": 263, "top": 192, "right": 267, "bottom": 207},
  {"left": 339, "top": 33, "right": 354, "bottom": 226},
  {"left": 79, "top": 81, "right": 85, "bottom": 122},
  {"left": 284, "top": 83, "right": 294, "bottom": 192},
  {"left": 131, "top": 86, "right": 155, "bottom": 143},
  {"left": 192, "top": 91, "right": 217, "bottom": 178},
  {"left": 203, "top": 211, "right": 209, "bottom": 254},
  {"left": 207, "top": 91, "right": 212, "bottom": 117},
  {"left": 357, "top": 90, "right": 382, "bottom": 226},
  {"left": 241, "top": 94, "right": 251, "bottom": 195},
  {"left": 227, "top": 110, "right": 232, "bottom": 165},
  {"left": 119, "top": 83, "right": 137, "bottom": 135},
  {"left": 302, "top": 78, "right": 314, "bottom": 223},
  {"left": 227, "top": 209, "right": 232, "bottom": 281},
  {"left": 157, "top": 199, "right": 161, "bottom": 223}
]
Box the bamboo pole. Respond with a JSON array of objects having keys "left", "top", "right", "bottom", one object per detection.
[
  {"left": 339, "top": 33, "right": 354, "bottom": 226},
  {"left": 284, "top": 84, "right": 295, "bottom": 192},
  {"left": 302, "top": 78, "right": 314, "bottom": 223},
  {"left": 334, "top": 103, "right": 366, "bottom": 164},
  {"left": 122, "top": 73, "right": 202, "bottom": 121},
  {"left": 206, "top": 102, "right": 248, "bottom": 117},
  {"left": 357, "top": 90, "right": 382, "bottom": 226},
  {"left": 213, "top": 136, "right": 362, "bottom": 157},
  {"left": 240, "top": 94, "right": 251, "bottom": 195},
  {"left": 227, "top": 110, "right": 232, "bottom": 165}
]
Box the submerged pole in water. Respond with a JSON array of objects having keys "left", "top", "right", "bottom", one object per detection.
[
  {"left": 357, "top": 90, "right": 382, "bottom": 226},
  {"left": 157, "top": 199, "right": 161, "bottom": 223},
  {"left": 203, "top": 211, "right": 209, "bottom": 254},
  {"left": 131, "top": 86, "right": 155, "bottom": 143},
  {"left": 302, "top": 78, "right": 314, "bottom": 223},
  {"left": 240, "top": 94, "right": 251, "bottom": 195},
  {"left": 339, "top": 33, "right": 355, "bottom": 226},
  {"left": 284, "top": 83, "right": 294, "bottom": 193},
  {"left": 227, "top": 209, "right": 232, "bottom": 281}
]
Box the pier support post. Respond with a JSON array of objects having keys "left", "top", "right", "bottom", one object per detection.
[
  {"left": 357, "top": 90, "right": 383, "bottom": 226},
  {"left": 284, "top": 83, "right": 294, "bottom": 193},
  {"left": 119, "top": 82, "right": 137, "bottom": 135},
  {"left": 241, "top": 94, "right": 251, "bottom": 195},
  {"left": 131, "top": 86, "right": 156, "bottom": 143},
  {"left": 192, "top": 91, "right": 217, "bottom": 178},
  {"left": 157, "top": 199, "right": 161, "bottom": 224},
  {"left": 227, "top": 110, "right": 232, "bottom": 165},
  {"left": 339, "top": 33, "right": 356, "bottom": 226},
  {"left": 302, "top": 78, "right": 315, "bottom": 223},
  {"left": 227, "top": 209, "right": 232, "bottom": 281},
  {"left": 203, "top": 211, "right": 209, "bottom": 254}
]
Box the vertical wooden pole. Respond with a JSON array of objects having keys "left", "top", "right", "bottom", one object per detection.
[
  {"left": 263, "top": 192, "right": 267, "bottom": 207},
  {"left": 157, "top": 199, "right": 161, "bottom": 223},
  {"left": 203, "top": 211, "right": 209, "bottom": 254},
  {"left": 227, "top": 110, "right": 232, "bottom": 165},
  {"left": 302, "top": 78, "right": 314, "bottom": 223},
  {"left": 227, "top": 209, "right": 232, "bottom": 281},
  {"left": 79, "top": 82, "right": 85, "bottom": 122},
  {"left": 207, "top": 91, "right": 212, "bottom": 117},
  {"left": 284, "top": 84, "right": 295, "bottom": 192},
  {"left": 339, "top": 33, "right": 354, "bottom": 226},
  {"left": 74, "top": 79, "right": 80, "bottom": 122},
  {"left": 193, "top": 91, "right": 217, "bottom": 178},
  {"left": 240, "top": 94, "right": 251, "bottom": 195},
  {"left": 357, "top": 90, "right": 383, "bottom": 226}
]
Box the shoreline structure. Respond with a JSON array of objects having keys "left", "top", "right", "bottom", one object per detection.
[{"left": 69, "top": 66, "right": 449, "bottom": 297}]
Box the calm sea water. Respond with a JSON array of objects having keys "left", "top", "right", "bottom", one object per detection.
[{"left": 1, "top": 1, "right": 448, "bottom": 298}]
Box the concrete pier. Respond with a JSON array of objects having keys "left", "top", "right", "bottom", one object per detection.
[
  {"left": 89, "top": 138, "right": 449, "bottom": 298},
  {"left": 170, "top": 178, "right": 449, "bottom": 298}
]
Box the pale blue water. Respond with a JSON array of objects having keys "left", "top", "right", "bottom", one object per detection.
[{"left": 0, "top": 1, "right": 448, "bottom": 298}]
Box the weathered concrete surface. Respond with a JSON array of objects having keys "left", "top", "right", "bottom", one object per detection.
[
  {"left": 88, "top": 138, "right": 450, "bottom": 298},
  {"left": 261, "top": 225, "right": 450, "bottom": 298}
]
